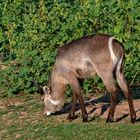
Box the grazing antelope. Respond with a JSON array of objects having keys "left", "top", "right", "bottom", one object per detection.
[{"left": 39, "top": 34, "right": 136, "bottom": 123}]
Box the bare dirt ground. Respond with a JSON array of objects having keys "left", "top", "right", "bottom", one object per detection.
[
  {"left": 57, "top": 90, "right": 140, "bottom": 122},
  {"left": 0, "top": 89, "right": 140, "bottom": 123},
  {"left": 85, "top": 97, "right": 140, "bottom": 122}
]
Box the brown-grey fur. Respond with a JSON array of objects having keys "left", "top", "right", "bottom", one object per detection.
[{"left": 43, "top": 34, "right": 136, "bottom": 123}]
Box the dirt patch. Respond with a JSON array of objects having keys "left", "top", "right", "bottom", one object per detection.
[
  {"left": 7, "top": 99, "right": 24, "bottom": 107},
  {"left": 58, "top": 94, "right": 140, "bottom": 122},
  {"left": 0, "top": 93, "right": 140, "bottom": 123},
  {"left": 85, "top": 99, "right": 140, "bottom": 121},
  {"left": 0, "top": 98, "right": 24, "bottom": 108},
  {"left": 0, "top": 100, "right": 6, "bottom": 109}
]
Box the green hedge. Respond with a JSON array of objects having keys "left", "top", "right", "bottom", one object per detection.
[{"left": 0, "top": 0, "right": 140, "bottom": 96}]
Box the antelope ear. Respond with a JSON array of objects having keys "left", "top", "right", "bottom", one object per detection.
[{"left": 42, "top": 85, "right": 51, "bottom": 94}]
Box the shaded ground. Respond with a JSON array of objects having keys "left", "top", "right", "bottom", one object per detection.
[
  {"left": 86, "top": 97, "right": 140, "bottom": 122},
  {"left": 56, "top": 88, "right": 140, "bottom": 122},
  {"left": 1, "top": 88, "right": 140, "bottom": 123}
]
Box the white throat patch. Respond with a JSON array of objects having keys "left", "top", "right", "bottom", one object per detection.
[
  {"left": 108, "top": 37, "right": 117, "bottom": 65},
  {"left": 48, "top": 98, "right": 60, "bottom": 105}
]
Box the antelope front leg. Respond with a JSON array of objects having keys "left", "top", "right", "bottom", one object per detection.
[
  {"left": 76, "top": 91, "right": 88, "bottom": 122},
  {"left": 69, "top": 76, "right": 88, "bottom": 122},
  {"left": 67, "top": 92, "right": 77, "bottom": 121}
]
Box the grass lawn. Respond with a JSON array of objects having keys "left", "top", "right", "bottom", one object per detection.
[{"left": 0, "top": 94, "right": 140, "bottom": 140}]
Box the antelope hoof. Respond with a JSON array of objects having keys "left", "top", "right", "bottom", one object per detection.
[
  {"left": 67, "top": 114, "right": 77, "bottom": 121},
  {"left": 83, "top": 117, "right": 88, "bottom": 122},
  {"left": 131, "top": 113, "right": 136, "bottom": 123},
  {"left": 131, "top": 117, "right": 136, "bottom": 124},
  {"left": 106, "top": 117, "right": 114, "bottom": 123}
]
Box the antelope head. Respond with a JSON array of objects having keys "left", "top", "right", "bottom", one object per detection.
[{"left": 43, "top": 85, "right": 63, "bottom": 116}]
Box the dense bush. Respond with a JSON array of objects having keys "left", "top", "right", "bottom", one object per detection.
[{"left": 0, "top": 0, "right": 140, "bottom": 96}]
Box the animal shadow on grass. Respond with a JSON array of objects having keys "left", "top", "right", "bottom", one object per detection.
[{"left": 54, "top": 88, "right": 140, "bottom": 122}]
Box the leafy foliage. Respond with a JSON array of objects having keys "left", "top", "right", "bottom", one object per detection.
[{"left": 0, "top": 0, "right": 140, "bottom": 96}]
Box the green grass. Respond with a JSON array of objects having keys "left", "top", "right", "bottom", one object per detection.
[{"left": 0, "top": 94, "right": 140, "bottom": 140}]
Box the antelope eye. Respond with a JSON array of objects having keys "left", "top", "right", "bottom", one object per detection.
[{"left": 41, "top": 95, "right": 44, "bottom": 100}]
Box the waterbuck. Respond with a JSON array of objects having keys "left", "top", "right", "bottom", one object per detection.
[{"left": 41, "top": 34, "right": 136, "bottom": 123}]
